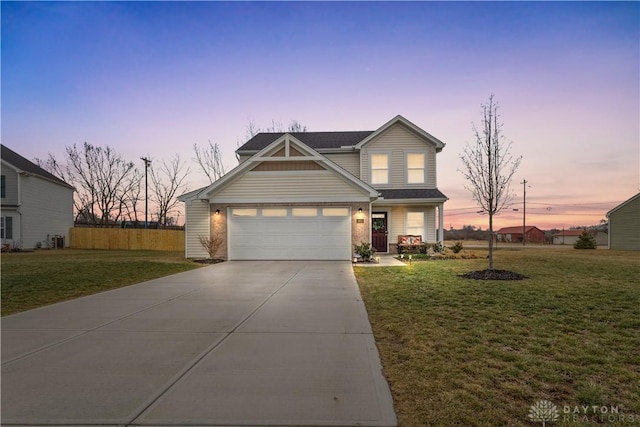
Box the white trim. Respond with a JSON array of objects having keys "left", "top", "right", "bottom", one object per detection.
[
  {"left": 355, "top": 115, "right": 446, "bottom": 151},
  {"left": 371, "top": 208, "right": 391, "bottom": 253},
  {"left": 191, "top": 133, "right": 379, "bottom": 201},
  {"left": 373, "top": 198, "right": 447, "bottom": 205},
  {"left": 211, "top": 196, "right": 371, "bottom": 204},
  {"left": 369, "top": 150, "right": 392, "bottom": 187},
  {"left": 405, "top": 151, "right": 427, "bottom": 185},
  {"left": 405, "top": 210, "right": 425, "bottom": 237}
]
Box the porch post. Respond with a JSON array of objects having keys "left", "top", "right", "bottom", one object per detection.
[{"left": 438, "top": 203, "right": 444, "bottom": 244}]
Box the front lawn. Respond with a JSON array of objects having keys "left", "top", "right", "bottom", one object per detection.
[
  {"left": 1, "top": 249, "right": 201, "bottom": 316},
  {"left": 355, "top": 248, "right": 640, "bottom": 426}
]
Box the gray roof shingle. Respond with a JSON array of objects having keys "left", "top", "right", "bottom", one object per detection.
[
  {"left": 237, "top": 131, "right": 375, "bottom": 151},
  {"left": 378, "top": 189, "right": 447, "bottom": 200},
  {"left": 1, "top": 144, "right": 72, "bottom": 188}
]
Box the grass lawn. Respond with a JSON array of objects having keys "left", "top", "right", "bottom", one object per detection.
[
  {"left": 355, "top": 247, "right": 640, "bottom": 426},
  {"left": 1, "top": 249, "right": 201, "bottom": 316}
]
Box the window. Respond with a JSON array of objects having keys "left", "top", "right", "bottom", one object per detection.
[
  {"left": 1, "top": 175, "right": 5, "bottom": 198},
  {"left": 292, "top": 208, "right": 317, "bottom": 217},
  {"left": 371, "top": 154, "right": 389, "bottom": 185},
  {"left": 322, "top": 208, "right": 349, "bottom": 216},
  {"left": 232, "top": 208, "right": 257, "bottom": 217},
  {"left": 262, "top": 208, "right": 287, "bottom": 217},
  {"left": 1, "top": 217, "right": 12, "bottom": 239},
  {"left": 406, "top": 212, "right": 424, "bottom": 236},
  {"left": 407, "top": 153, "right": 425, "bottom": 184}
]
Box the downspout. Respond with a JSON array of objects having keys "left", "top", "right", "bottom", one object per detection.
[{"left": 17, "top": 172, "right": 23, "bottom": 248}]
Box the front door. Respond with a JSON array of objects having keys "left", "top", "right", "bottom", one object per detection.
[{"left": 372, "top": 212, "right": 388, "bottom": 252}]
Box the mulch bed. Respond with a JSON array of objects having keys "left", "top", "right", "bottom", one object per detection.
[
  {"left": 192, "top": 258, "right": 225, "bottom": 265},
  {"left": 460, "top": 269, "right": 527, "bottom": 280}
]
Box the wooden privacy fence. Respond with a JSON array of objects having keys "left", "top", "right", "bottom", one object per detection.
[{"left": 70, "top": 228, "right": 184, "bottom": 251}]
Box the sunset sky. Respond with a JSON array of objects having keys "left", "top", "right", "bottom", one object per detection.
[{"left": 2, "top": 1, "right": 638, "bottom": 230}]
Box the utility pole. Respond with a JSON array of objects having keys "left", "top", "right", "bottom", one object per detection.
[
  {"left": 521, "top": 179, "right": 528, "bottom": 246},
  {"left": 141, "top": 157, "right": 152, "bottom": 229}
]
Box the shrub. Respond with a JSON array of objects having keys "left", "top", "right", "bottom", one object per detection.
[
  {"left": 450, "top": 241, "right": 464, "bottom": 254},
  {"left": 354, "top": 242, "right": 376, "bottom": 260},
  {"left": 199, "top": 233, "right": 225, "bottom": 258},
  {"left": 574, "top": 232, "right": 597, "bottom": 249},
  {"left": 432, "top": 242, "right": 445, "bottom": 254}
]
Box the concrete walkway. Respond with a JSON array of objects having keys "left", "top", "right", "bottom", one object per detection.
[
  {"left": 1, "top": 261, "right": 397, "bottom": 427},
  {"left": 354, "top": 254, "right": 406, "bottom": 267}
]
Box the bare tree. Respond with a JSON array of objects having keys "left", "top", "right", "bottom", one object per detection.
[
  {"left": 38, "top": 143, "right": 138, "bottom": 226},
  {"left": 193, "top": 141, "right": 226, "bottom": 183},
  {"left": 149, "top": 154, "right": 190, "bottom": 226},
  {"left": 238, "top": 119, "right": 308, "bottom": 161},
  {"left": 244, "top": 119, "right": 308, "bottom": 138},
  {"left": 459, "top": 95, "right": 521, "bottom": 269},
  {"left": 198, "top": 233, "right": 224, "bottom": 259}
]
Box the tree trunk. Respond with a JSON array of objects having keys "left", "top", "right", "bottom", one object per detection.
[{"left": 488, "top": 212, "right": 494, "bottom": 270}]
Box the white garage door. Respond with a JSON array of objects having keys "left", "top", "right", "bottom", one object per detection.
[{"left": 228, "top": 207, "right": 351, "bottom": 260}]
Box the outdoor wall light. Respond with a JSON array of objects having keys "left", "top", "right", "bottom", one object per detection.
[
  {"left": 215, "top": 209, "right": 220, "bottom": 215},
  {"left": 356, "top": 208, "right": 365, "bottom": 223}
]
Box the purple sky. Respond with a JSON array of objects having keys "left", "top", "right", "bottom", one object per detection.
[{"left": 2, "top": 1, "right": 638, "bottom": 229}]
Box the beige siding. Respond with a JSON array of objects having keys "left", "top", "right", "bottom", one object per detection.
[
  {"left": 361, "top": 123, "right": 437, "bottom": 188},
  {"left": 389, "top": 206, "right": 405, "bottom": 245},
  {"left": 324, "top": 153, "right": 360, "bottom": 178},
  {"left": 609, "top": 195, "right": 640, "bottom": 250},
  {"left": 213, "top": 170, "right": 370, "bottom": 202},
  {"left": 377, "top": 205, "right": 437, "bottom": 249},
  {"left": 184, "top": 199, "right": 210, "bottom": 258}
]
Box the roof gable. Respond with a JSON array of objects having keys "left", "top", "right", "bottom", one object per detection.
[
  {"left": 606, "top": 193, "right": 640, "bottom": 217},
  {"left": 1, "top": 144, "right": 73, "bottom": 189},
  {"left": 354, "top": 115, "right": 445, "bottom": 152},
  {"left": 193, "top": 133, "right": 379, "bottom": 201}
]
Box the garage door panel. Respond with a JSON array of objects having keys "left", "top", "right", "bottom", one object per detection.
[{"left": 228, "top": 207, "right": 351, "bottom": 260}]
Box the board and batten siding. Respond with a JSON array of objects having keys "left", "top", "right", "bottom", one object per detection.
[
  {"left": 184, "top": 199, "right": 210, "bottom": 258},
  {"left": 609, "top": 194, "right": 640, "bottom": 250},
  {"left": 213, "top": 170, "right": 370, "bottom": 203},
  {"left": 361, "top": 123, "right": 437, "bottom": 188},
  {"left": 323, "top": 153, "right": 360, "bottom": 178}
]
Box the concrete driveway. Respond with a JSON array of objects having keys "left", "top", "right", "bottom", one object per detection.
[{"left": 1, "top": 261, "right": 397, "bottom": 426}]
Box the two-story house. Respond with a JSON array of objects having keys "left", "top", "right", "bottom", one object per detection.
[
  {"left": 1, "top": 144, "right": 74, "bottom": 250},
  {"left": 179, "top": 115, "right": 447, "bottom": 260}
]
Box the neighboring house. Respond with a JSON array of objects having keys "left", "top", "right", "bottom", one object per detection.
[
  {"left": 552, "top": 229, "right": 608, "bottom": 246},
  {"left": 495, "top": 226, "right": 545, "bottom": 244},
  {"left": 180, "top": 115, "right": 448, "bottom": 260},
  {"left": 606, "top": 193, "right": 640, "bottom": 251},
  {"left": 1, "top": 144, "right": 74, "bottom": 250}
]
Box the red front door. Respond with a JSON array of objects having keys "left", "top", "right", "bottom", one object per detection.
[{"left": 372, "top": 212, "right": 388, "bottom": 252}]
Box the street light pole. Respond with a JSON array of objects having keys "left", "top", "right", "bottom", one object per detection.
[{"left": 141, "top": 157, "right": 151, "bottom": 228}]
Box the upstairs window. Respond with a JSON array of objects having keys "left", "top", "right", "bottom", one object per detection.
[
  {"left": 371, "top": 154, "right": 389, "bottom": 185},
  {"left": 407, "top": 153, "right": 425, "bottom": 184},
  {"left": 1, "top": 175, "right": 5, "bottom": 198}
]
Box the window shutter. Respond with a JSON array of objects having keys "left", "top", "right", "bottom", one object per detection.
[{"left": 5, "top": 217, "right": 12, "bottom": 239}]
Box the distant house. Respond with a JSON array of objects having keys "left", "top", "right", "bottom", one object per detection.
[
  {"left": 1, "top": 144, "right": 74, "bottom": 250},
  {"left": 606, "top": 193, "right": 640, "bottom": 251},
  {"left": 495, "top": 226, "right": 545, "bottom": 244},
  {"left": 552, "top": 229, "right": 608, "bottom": 246}
]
